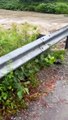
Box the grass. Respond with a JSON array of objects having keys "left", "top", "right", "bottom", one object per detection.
[
  {"left": 0, "top": 23, "right": 40, "bottom": 118},
  {"left": 0, "top": 23, "right": 39, "bottom": 57}
]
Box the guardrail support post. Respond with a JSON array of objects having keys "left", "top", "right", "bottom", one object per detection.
[{"left": 65, "top": 36, "right": 68, "bottom": 49}]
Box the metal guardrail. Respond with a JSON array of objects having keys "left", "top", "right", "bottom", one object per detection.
[{"left": 0, "top": 25, "right": 68, "bottom": 79}]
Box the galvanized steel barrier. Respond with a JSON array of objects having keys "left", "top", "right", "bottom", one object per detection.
[{"left": 0, "top": 25, "right": 68, "bottom": 79}]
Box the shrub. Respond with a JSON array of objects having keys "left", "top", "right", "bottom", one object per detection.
[
  {"left": 36, "top": 3, "right": 56, "bottom": 13},
  {"left": 35, "top": 2, "right": 68, "bottom": 14},
  {"left": 55, "top": 2, "right": 68, "bottom": 14},
  {"left": 26, "top": 5, "right": 36, "bottom": 11},
  {"left": 0, "top": 0, "right": 68, "bottom": 14},
  {"left": 35, "top": 3, "right": 47, "bottom": 12}
]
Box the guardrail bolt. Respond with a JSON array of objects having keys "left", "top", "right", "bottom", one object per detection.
[{"left": 65, "top": 36, "right": 68, "bottom": 49}]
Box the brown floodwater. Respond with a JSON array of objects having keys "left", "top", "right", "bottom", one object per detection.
[{"left": 0, "top": 9, "right": 68, "bottom": 34}]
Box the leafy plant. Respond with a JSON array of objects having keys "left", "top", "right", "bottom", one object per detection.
[
  {"left": 45, "top": 54, "right": 56, "bottom": 66},
  {"left": 44, "top": 50, "right": 65, "bottom": 66}
]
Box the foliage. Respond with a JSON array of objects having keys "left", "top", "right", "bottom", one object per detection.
[
  {"left": 0, "top": 48, "right": 65, "bottom": 118},
  {"left": 35, "top": 3, "right": 56, "bottom": 13},
  {"left": 0, "top": 0, "right": 68, "bottom": 14},
  {"left": 45, "top": 50, "right": 65, "bottom": 66},
  {"left": 55, "top": 2, "right": 68, "bottom": 14},
  {"left": 0, "top": 23, "right": 65, "bottom": 118},
  {"left": 45, "top": 54, "right": 56, "bottom": 65},
  {"left": 0, "top": 23, "right": 39, "bottom": 57}
]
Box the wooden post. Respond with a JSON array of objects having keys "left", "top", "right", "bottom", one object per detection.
[{"left": 65, "top": 36, "right": 68, "bottom": 49}]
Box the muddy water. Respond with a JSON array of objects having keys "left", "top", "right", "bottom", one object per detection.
[{"left": 0, "top": 9, "right": 68, "bottom": 34}]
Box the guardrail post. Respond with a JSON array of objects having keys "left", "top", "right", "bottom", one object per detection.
[{"left": 65, "top": 36, "right": 68, "bottom": 49}]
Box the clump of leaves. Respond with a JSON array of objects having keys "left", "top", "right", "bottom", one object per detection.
[
  {"left": 45, "top": 54, "right": 56, "bottom": 66},
  {"left": 44, "top": 50, "right": 65, "bottom": 66}
]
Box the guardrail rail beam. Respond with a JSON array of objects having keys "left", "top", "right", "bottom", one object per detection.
[{"left": 0, "top": 25, "right": 68, "bottom": 79}]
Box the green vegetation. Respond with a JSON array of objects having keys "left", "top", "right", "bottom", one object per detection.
[
  {"left": 0, "top": 23, "right": 39, "bottom": 57},
  {"left": 0, "top": 50, "right": 65, "bottom": 118},
  {"left": 45, "top": 50, "right": 64, "bottom": 66},
  {"left": 0, "top": 24, "right": 65, "bottom": 118},
  {"left": 0, "top": 23, "right": 39, "bottom": 118},
  {"left": 35, "top": 2, "right": 68, "bottom": 14},
  {"left": 0, "top": 0, "right": 68, "bottom": 14}
]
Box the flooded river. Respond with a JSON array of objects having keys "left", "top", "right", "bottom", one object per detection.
[{"left": 0, "top": 9, "right": 68, "bottom": 34}]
